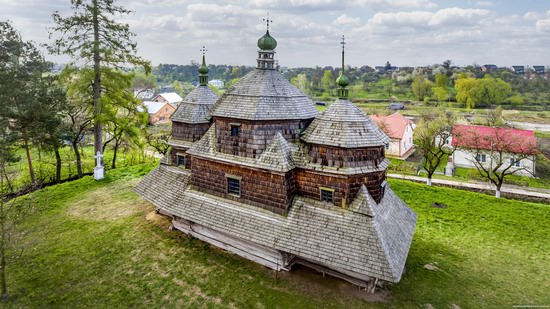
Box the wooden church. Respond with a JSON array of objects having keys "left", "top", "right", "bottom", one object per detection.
[{"left": 135, "top": 27, "right": 417, "bottom": 290}]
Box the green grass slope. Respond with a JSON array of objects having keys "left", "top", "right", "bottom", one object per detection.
[{"left": 5, "top": 164, "right": 549, "bottom": 308}]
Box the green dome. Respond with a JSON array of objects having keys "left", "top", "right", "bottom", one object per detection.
[
  {"left": 198, "top": 55, "right": 209, "bottom": 74},
  {"left": 257, "top": 30, "right": 277, "bottom": 50},
  {"left": 336, "top": 72, "right": 349, "bottom": 87}
]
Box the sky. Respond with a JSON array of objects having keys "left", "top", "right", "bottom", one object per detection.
[{"left": 1, "top": 0, "right": 549, "bottom": 68}]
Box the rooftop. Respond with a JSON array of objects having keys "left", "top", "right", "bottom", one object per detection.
[{"left": 452, "top": 125, "right": 537, "bottom": 155}]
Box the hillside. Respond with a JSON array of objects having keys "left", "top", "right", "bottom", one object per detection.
[{"left": 5, "top": 164, "right": 549, "bottom": 308}]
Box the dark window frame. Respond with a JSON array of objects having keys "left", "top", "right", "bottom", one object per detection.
[
  {"left": 226, "top": 174, "right": 242, "bottom": 197},
  {"left": 176, "top": 154, "right": 185, "bottom": 166},
  {"left": 230, "top": 123, "right": 241, "bottom": 137},
  {"left": 319, "top": 187, "right": 334, "bottom": 204}
]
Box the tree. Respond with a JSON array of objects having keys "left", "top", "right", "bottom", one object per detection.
[
  {"left": 101, "top": 71, "right": 148, "bottom": 169},
  {"left": 435, "top": 74, "right": 449, "bottom": 89},
  {"left": 291, "top": 73, "right": 311, "bottom": 95},
  {"left": 457, "top": 127, "right": 537, "bottom": 198},
  {"left": 432, "top": 87, "right": 448, "bottom": 106},
  {"left": 411, "top": 75, "right": 432, "bottom": 101},
  {"left": 471, "top": 76, "right": 511, "bottom": 107},
  {"left": 49, "top": 0, "right": 150, "bottom": 178},
  {"left": 0, "top": 21, "right": 61, "bottom": 186},
  {"left": 416, "top": 110, "right": 457, "bottom": 185},
  {"left": 320, "top": 70, "right": 334, "bottom": 96},
  {"left": 455, "top": 76, "right": 478, "bottom": 109},
  {"left": 145, "top": 125, "right": 171, "bottom": 156}
]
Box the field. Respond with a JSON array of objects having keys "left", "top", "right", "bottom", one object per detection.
[{"left": 4, "top": 163, "right": 549, "bottom": 308}]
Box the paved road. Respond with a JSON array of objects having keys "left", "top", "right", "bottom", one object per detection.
[
  {"left": 507, "top": 121, "right": 550, "bottom": 132},
  {"left": 387, "top": 173, "right": 550, "bottom": 200}
]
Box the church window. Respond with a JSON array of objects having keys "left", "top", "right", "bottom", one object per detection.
[
  {"left": 510, "top": 158, "right": 521, "bottom": 167},
  {"left": 385, "top": 143, "right": 389, "bottom": 150},
  {"left": 320, "top": 187, "right": 334, "bottom": 203},
  {"left": 476, "top": 153, "right": 487, "bottom": 163},
  {"left": 227, "top": 175, "right": 241, "bottom": 196},
  {"left": 230, "top": 124, "right": 241, "bottom": 136},
  {"left": 177, "top": 155, "right": 185, "bottom": 166}
]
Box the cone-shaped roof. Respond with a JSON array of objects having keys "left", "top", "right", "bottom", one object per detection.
[
  {"left": 301, "top": 99, "right": 389, "bottom": 148},
  {"left": 211, "top": 69, "right": 318, "bottom": 121},
  {"left": 170, "top": 85, "right": 219, "bottom": 124}
]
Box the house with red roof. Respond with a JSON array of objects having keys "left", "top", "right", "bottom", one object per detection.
[
  {"left": 370, "top": 112, "right": 416, "bottom": 159},
  {"left": 450, "top": 125, "right": 537, "bottom": 177}
]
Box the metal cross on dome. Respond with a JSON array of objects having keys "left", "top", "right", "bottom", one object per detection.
[
  {"left": 263, "top": 13, "right": 273, "bottom": 30},
  {"left": 340, "top": 35, "right": 346, "bottom": 52},
  {"left": 200, "top": 46, "right": 207, "bottom": 55}
]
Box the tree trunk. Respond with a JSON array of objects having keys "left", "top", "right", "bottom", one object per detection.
[
  {"left": 495, "top": 190, "right": 501, "bottom": 198},
  {"left": 0, "top": 201, "right": 7, "bottom": 300},
  {"left": 54, "top": 147, "right": 62, "bottom": 183},
  {"left": 426, "top": 177, "right": 432, "bottom": 186},
  {"left": 111, "top": 139, "right": 121, "bottom": 170},
  {"left": 71, "top": 142, "right": 83, "bottom": 178},
  {"left": 24, "top": 139, "right": 36, "bottom": 185},
  {"left": 92, "top": 0, "right": 103, "bottom": 172}
]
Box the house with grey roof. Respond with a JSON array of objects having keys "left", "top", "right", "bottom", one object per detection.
[{"left": 135, "top": 29, "right": 417, "bottom": 291}]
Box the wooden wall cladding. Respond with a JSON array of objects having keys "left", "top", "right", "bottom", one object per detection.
[
  {"left": 308, "top": 144, "right": 385, "bottom": 168},
  {"left": 295, "top": 169, "right": 386, "bottom": 206},
  {"left": 214, "top": 117, "right": 313, "bottom": 158},
  {"left": 172, "top": 122, "right": 211, "bottom": 142},
  {"left": 191, "top": 157, "right": 294, "bottom": 215}
]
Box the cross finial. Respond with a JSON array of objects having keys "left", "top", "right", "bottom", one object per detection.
[
  {"left": 263, "top": 13, "right": 273, "bottom": 30},
  {"left": 200, "top": 46, "right": 207, "bottom": 55},
  {"left": 340, "top": 35, "right": 346, "bottom": 52}
]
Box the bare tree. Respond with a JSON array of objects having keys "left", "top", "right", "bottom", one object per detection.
[
  {"left": 456, "top": 126, "right": 537, "bottom": 198},
  {"left": 145, "top": 125, "right": 171, "bottom": 156},
  {"left": 416, "top": 110, "right": 457, "bottom": 185}
]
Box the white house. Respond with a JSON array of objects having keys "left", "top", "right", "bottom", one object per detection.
[
  {"left": 208, "top": 79, "right": 225, "bottom": 89},
  {"left": 152, "top": 92, "right": 183, "bottom": 107},
  {"left": 370, "top": 112, "right": 416, "bottom": 159},
  {"left": 449, "top": 125, "right": 537, "bottom": 177}
]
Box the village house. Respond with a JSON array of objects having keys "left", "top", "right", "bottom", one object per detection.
[
  {"left": 370, "top": 112, "right": 415, "bottom": 159},
  {"left": 141, "top": 101, "right": 176, "bottom": 125},
  {"left": 512, "top": 65, "right": 525, "bottom": 75},
  {"left": 482, "top": 64, "right": 498, "bottom": 72},
  {"left": 135, "top": 30, "right": 417, "bottom": 290},
  {"left": 449, "top": 125, "right": 537, "bottom": 177},
  {"left": 152, "top": 92, "right": 184, "bottom": 107},
  {"left": 208, "top": 79, "right": 224, "bottom": 89},
  {"left": 533, "top": 66, "right": 545, "bottom": 75}
]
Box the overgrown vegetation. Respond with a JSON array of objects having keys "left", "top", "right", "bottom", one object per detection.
[{"left": 3, "top": 164, "right": 549, "bottom": 307}]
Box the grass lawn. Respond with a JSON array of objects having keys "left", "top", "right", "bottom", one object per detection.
[{"left": 5, "top": 163, "right": 549, "bottom": 308}]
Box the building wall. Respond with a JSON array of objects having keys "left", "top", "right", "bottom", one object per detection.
[
  {"left": 295, "top": 169, "right": 386, "bottom": 206},
  {"left": 170, "top": 147, "right": 192, "bottom": 169},
  {"left": 214, "top": 117, "right": 313, "bottom": 158},
  {"left": 191, "top": 157, "right": 293, "bottom": 214},
  {"left": 172, "top": 122, "right": 210, "bottom": 142},
  {"left": 453, "top": 148, "right": 536, "bottom": 177},
  {"left": 307, "top": 144, "right": 385, "bottom": 168},
  {"left": 149, "top": 103, "right": 175, "bottom": 124}
]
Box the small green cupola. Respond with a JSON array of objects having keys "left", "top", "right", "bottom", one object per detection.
[
  {"left": 257, "top": 30, "right": 277, "bottom": 50},
  {"left": 337, "top": 35, "right": 349, "bottom": 99},
  {"left": 256, "top": 14, "right": 277, "bottom": 70},
  {"left": 198, "top": 46, "right": 209, "bottom": 86}
]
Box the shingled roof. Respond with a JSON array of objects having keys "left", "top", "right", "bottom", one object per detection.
[
  {"left": 301, "top": 99, "right": 389, "bottom": 148},
  {"left": 211, "top": 69, "right": 319, "bottom": 121},
  {"left": 135, "top": 165, "right": 417, "bottom": 283},
  {"left": 170, "top": 85, "right": 219, "bottom": 124}
]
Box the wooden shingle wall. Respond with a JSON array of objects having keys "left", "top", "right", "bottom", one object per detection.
[
  {"left": 307, "top": 144, "right": 385, "bottom": 168},
  {"left": 215, "top": 118, "right": 313, "bottom": 158},
  {"left": 172, "top": 122, "right": 211, "bottom": 142},
  {"left": 191, "top": 157, "right": 293, "bottom": 215}
]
